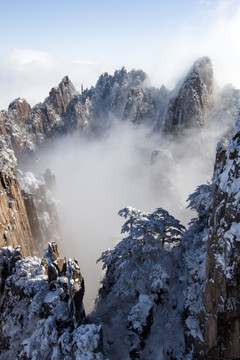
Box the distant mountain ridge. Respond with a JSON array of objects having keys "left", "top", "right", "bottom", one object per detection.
[{"left": 2, "top": 56, "right": 235, "bottom": 157}]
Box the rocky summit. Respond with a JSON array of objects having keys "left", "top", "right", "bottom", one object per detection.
[{"left": 164, "top": 57, "right": 213, "bottom": 135}]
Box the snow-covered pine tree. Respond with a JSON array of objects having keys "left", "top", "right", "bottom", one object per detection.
[
  {"left": 119, "top": 206, "right": 185, "bottom": 247},
  {"left": 96, "top": 206, "right": 185, "bottom": 359},
  {"left": 98, "top": 206, "right": 185, "bottom": 298}
]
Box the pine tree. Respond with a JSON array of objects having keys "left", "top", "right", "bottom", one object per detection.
[{"left": 98, "top": 206, "right": 185, "bottom": 299}]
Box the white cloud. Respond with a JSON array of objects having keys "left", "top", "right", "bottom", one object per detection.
[
  {"left": 0, "top": 49, "right": 60, "bottom": 109},
  {"left": 195, "top": 0, "right": 240, "bottom": 88},
  {"left": 0, "top": 48, "right": 110, "bottom": 110},
  {"left": 8, "top": 48, "right": 56, "bottom": 71},
  {"left": 147, "top": 0, "right": 240, "bottom": 90}
]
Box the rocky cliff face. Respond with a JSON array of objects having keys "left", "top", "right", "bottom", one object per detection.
[
  {"left": 0, "top": 131, "right": 60, "bottom": 257},
  {"left": 0, "top": 172, "right": 37, "bottom": 257},
  {"left": 0, "top": 135, "right": 39, "bottom": 257},
  {"left": 18, "top": 170, "right": 60, "bottom": 249},
  {"left": 0, "top": 76, "right": 79, "bottom": 155},
  {"left": 0, "top": 99, "right": 35, "bottom": 154},
  {"left": 47, "top": 75, "right": 78, "bottom": 116},
  {"left": 183, "top": 124, "right": 240, "bottom": 360},
  {"left": 164, "top": 56, "right": 213, "bottom": 135},
  {"left": 204, "top": 129, "right": 240, "bottom": 359}
]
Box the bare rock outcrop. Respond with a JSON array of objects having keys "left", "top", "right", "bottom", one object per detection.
[
  {"left": 47, "top": 75, "right": 78, "bottom": 116},
  {"left": 0, "top": 76, "right": 78, "bottom": 155},
  {"left": 164, "top": 56, "right": 213, "bottom": 135},
  {"left": 0, "top": 98, "right": 36, "bottom": 154}
]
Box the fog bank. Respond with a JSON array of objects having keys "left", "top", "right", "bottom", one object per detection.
[{"left": 34, "top": 119, "right": 219, "bottom": 312}]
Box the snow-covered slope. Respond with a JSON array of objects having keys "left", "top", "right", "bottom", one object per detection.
[{"left": 0, "top": 243, "right": 104, "bottom": 360}]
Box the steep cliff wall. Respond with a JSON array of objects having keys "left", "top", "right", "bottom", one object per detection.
[
  {"left": 204, "top": 130, "right": 240, "bottom": 359},
  {"left": 0, "top": 135, "right": 39, "bottom": 257},
  {"left": 164, "top": 56, "right": 213, "bottom": 135},
  {"left": 0, "top": 172, "right": 37, "bottom": 257},
  {"left": 0, "top": 134, "right": 58, "bottom": 257},
  {"left": 184, "top": 125, "right": 240, "bottom": 360}
]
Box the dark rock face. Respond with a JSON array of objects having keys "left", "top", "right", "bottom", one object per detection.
[
  {"left": 164, "top": 57, "right": 213, "bottom": 135},
  {"left": 203, "top": 131, "right": 240, "bottom": 359}
]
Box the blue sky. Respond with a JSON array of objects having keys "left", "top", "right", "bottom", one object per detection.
[
  {"left": 0, "top": 0, "right": 240, "bottom": 108},
  {"left": 0, "top": 1, "right": 205, "bottom": 53}
]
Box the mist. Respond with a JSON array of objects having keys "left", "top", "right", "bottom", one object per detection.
[
  {"left": 32, "top": 115, "right": 224, "bottom": 312},
  {"left": 41, "top": 123, "right": 164, "bottom": 311}
]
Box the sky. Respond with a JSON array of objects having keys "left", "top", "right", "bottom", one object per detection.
[{"left": 0, "top": 0, "right": 240, "bottom": 109}]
